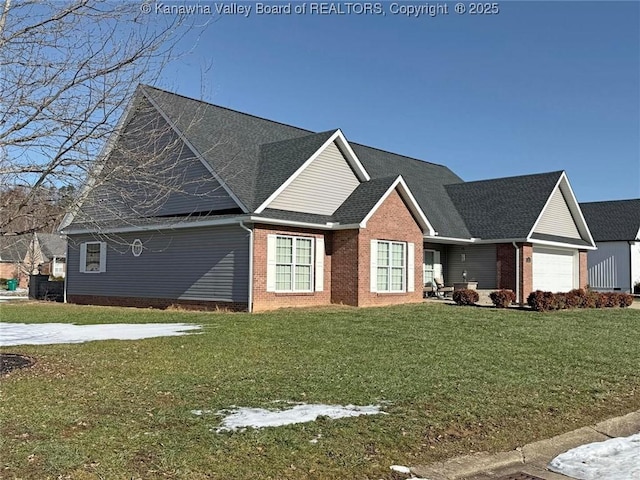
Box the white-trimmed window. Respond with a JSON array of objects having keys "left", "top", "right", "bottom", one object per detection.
[
  {"left": 266, "top": 234, "right": 324, "bottom": 293},
  {"left": 371, "top": 240, "right": 415, "bottom": 293},
  {"left": 79, "top": 241, "right": 107, "bottom": 273}
]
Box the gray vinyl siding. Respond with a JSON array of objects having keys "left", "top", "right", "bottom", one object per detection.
[
  {"left": 268, "top": 141, "right": 360, "bottom": 215},
  {"left": 446, "top": 244, "right": 497, "bottom": 289},
  {"left": 66, "top": 225, "right": 249, "bottom": 302},
  {"left": 534, "top": 188, "right": 581, "bottom": 239},
  {"left": 587, "top": 241, "right": 631, "bottom": 292}
]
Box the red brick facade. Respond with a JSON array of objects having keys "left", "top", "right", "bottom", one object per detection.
[
  {"left": 331, "top": 229, "right": 359, "bottom": 306},
  {"left": 353, "top": 189, "right": 423, "bottom": 307},
  {"left": 519, "top": 243, "right": 534, "bottom": 305},
  {"left": 252, "top": 224, "right": 332, "bottom": 312},
  {"left": 0, "top": 263, "right": 28, "bottom": 288},
  {"left": 496, "top": 243, "right": 516, "bottom": 291},
  {"left": 579, "top": 250, "right": 588, "bottom": 289},
  {"left": 252, "top": 189, "right": 423, "bottom": 311}
]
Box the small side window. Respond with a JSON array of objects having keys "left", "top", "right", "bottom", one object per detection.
[{"left": 80, "top": 242, "right": 106, "bottom": 273}]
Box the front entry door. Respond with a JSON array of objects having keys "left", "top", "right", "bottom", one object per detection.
[{"left": 423, "top": 249, "right": 442, "bottom": 285}]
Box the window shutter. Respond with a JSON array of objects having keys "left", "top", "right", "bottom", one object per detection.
[
  {"left": 315, "top": 236, "right": 324, "bottom": 292},
  {"left": 266, "top": 234, "right": 277, "bottom": 292},
  {"left": 99, "top": 242, "right": 107, "bottom": 273},
  {"left": 79, "top": 243, "right": 87, "bottom": 273},
  {"left": 407, "top": 242, "right": 415, "bottom": 292},
  {"left": 370, "top": 239, "right": 378, "bottom": 292}
]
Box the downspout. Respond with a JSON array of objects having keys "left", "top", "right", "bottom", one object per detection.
[
  {"left": 63, "top": 244, "right": 69, "bottom": 303},
  {"left": 629, "top": 241, "right": 633, "bottom": 294},
  {"left": 512, "top": 242, "right": 520, "bottom": 304},
  {"left": 239, "top": 221, "right": 253, "bottom": 313}
]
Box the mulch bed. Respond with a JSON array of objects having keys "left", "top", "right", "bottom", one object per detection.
[{"left": 0, "top": 353, "right": 35, "bottom": 374}]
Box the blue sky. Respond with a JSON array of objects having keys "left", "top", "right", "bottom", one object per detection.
[{"left": 155, "top": 1, "right": 639, "bottom": 202}]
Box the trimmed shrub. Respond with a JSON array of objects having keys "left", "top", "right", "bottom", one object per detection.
[
  {"left": 489, "top": 289, "right": 516, "bottom": 308},
  {"left": 618, "top": 293, "right": 634, "bottom": 308},
  {"left": 602, "top": 292, "right": 618, "bottom": 308},
  {"left": 527, "top": 290, "right": 555, "bottom": 312},
  {"left": 584, "top": 291, "right": 599, "bottom": 309},
  {"left": 565, "top": 289, "right": 586, "bottom": 308},
  {"left": 453, "top": 289, "right": 479, "bottom": 306},
  {"left": 550, "top": 292, "right": 567, "bottom": 311},
  {"left": 527, "top": 289, "right": 634, "bottom": 311}
]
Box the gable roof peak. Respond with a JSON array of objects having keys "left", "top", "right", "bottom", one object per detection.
[
  {"left": 141, "top": 84, "right": 315, "bottom": 136},
  {"left": 452, "top": 169, "right": 564, "bottom": 187}
]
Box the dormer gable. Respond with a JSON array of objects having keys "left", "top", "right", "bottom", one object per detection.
[
  {"left": 529, "top": 172, "right": 595, "bottom": 247},
  {"left": 255, "top": 130, "right": 369, "bottom": 215}
]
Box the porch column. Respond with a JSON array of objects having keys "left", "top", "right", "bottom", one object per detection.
[
  {"left": 518, "top": 243, "right": 533, "bottom": 305},
  {"left": 578, "top": 250, "right": 588, "bottom": 290}
]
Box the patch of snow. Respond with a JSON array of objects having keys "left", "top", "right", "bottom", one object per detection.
[
  {"left": 548, "top": 433, "right": 640, "bottom": 480},
  {"left": 204, "top": 403, "right": 386, "bottom": 433},
  {"left": 390, "top": 465, "right": 411, "bottom": 474},
  {"left": 0, "top": 322, "right": 201, "bottom": 346},
  {"left": 191, "top": 409, "right": 212, "bottom": 416}
]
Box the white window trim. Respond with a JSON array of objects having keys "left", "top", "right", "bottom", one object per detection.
[
  {"left": 374, "top": 240, "right": 407, "bottom": 293},
  {"left": 79, "top": 241, "right": 107, "bottom": 273},
  {"left": 274, "top": 234, "right": 315, "bottom": 293}
]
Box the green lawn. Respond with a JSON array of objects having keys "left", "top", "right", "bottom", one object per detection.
[{"left": 1, "top": 302, "right": 639, "bottom": 479}]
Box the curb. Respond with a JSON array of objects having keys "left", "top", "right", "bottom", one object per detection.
[{"left": 411, "top": 410, "right": 640, "bottom": 480}]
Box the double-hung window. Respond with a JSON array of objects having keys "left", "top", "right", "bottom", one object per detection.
[
  {"left": 79, "top": 241, "right": 107, "bottom": 273},
  {"left": 275, "top": 235, "right": 313, "bottom": 292},
  {"left": 371, "top": 240, "right": 415, "bottom": 293},
  {"left": 376, "top": 241, "right": 406, "bottom": 292}
]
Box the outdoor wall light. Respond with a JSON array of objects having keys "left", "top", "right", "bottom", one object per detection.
[{"left": 526, "top": 256, "right": 532, "bottom": 263}]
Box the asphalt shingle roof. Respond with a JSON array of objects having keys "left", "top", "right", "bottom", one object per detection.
[
  {"left": 352, "top": 144, "right": 468, "bottom": 238},
  {"left": 143, "top": 86, "right": 312, "bottom": 210},
  {"left": 0, "top": 236, "right": 29, "bottom": 263},
  {"left": 142, "top": 86, "right": 470, "bottom": 236},
  {"left": 73, "top": 86, "right": 585, "bottom": 242},
  {"left": 580, "top": 199, "right": 640, "bottom": 242},
  {"left": 445, "top": 171, "right": 563, "bottom": 239},
  {"left": 36, "top": 233, "right": 66, "bottom": 260},
  {"left": 332, "top": 176, "right": 399, "bottom": 225}
]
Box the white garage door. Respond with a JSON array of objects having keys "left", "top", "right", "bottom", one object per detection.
[{"left": 533, "top": 247, "right": 576, "bottom": 292}]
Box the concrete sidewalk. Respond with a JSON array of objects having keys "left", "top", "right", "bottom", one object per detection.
[{"left": 411, "top": 410, "right": 640, "bottom": 480}]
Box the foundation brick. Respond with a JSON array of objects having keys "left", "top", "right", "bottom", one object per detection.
[{"left": 68, "top": 294, "right": 247, "bottom": 311}]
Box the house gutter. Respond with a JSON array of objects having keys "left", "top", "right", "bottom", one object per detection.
[
  {"left": 239, "top": 221, "right": 253, "bottom": 313},
  {"left": 512, "top": 241, "right": 520, "bottom": 303}
]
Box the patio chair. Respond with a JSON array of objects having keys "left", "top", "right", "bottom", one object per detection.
[
  {"left": 434, "top": 277, "right": 454, "bottom": 298},
  {"left": 423, "top": 281, "right": 436, "bottom": 298}
]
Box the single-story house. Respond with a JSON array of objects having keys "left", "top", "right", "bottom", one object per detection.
[
  {"left": 580, "top": 199, "right": 640, "bottom": 293},
  {"left": 60, "top": 85, "right": 595, "bottom": 311},
  {"left": 0, "top": 233, "right": 67, "bottom": 287}
]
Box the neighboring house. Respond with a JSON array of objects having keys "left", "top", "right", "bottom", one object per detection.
[
  {"left": 35, "top": 233, "right": 67, "bottom": 278},
  {"left": 60, "top": 86, "right": 595, "bottom": 311},
  {"left": 0, "top": 233, "right": 67, "bottom": 287},
  {"left": 580, "top": 199, "right": 640, "bottom": 294}
]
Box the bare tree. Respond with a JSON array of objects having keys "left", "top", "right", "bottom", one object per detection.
[{"left": 0, "top": 0, "right": 212, "bottom": 237}]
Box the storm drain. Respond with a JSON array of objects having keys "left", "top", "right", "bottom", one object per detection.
[
  {"left": 0, "top": 353, "right": 35, "bottom": 374},
  {"left": 496, "top": 473, "right": 545, "bottom": 480}
]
